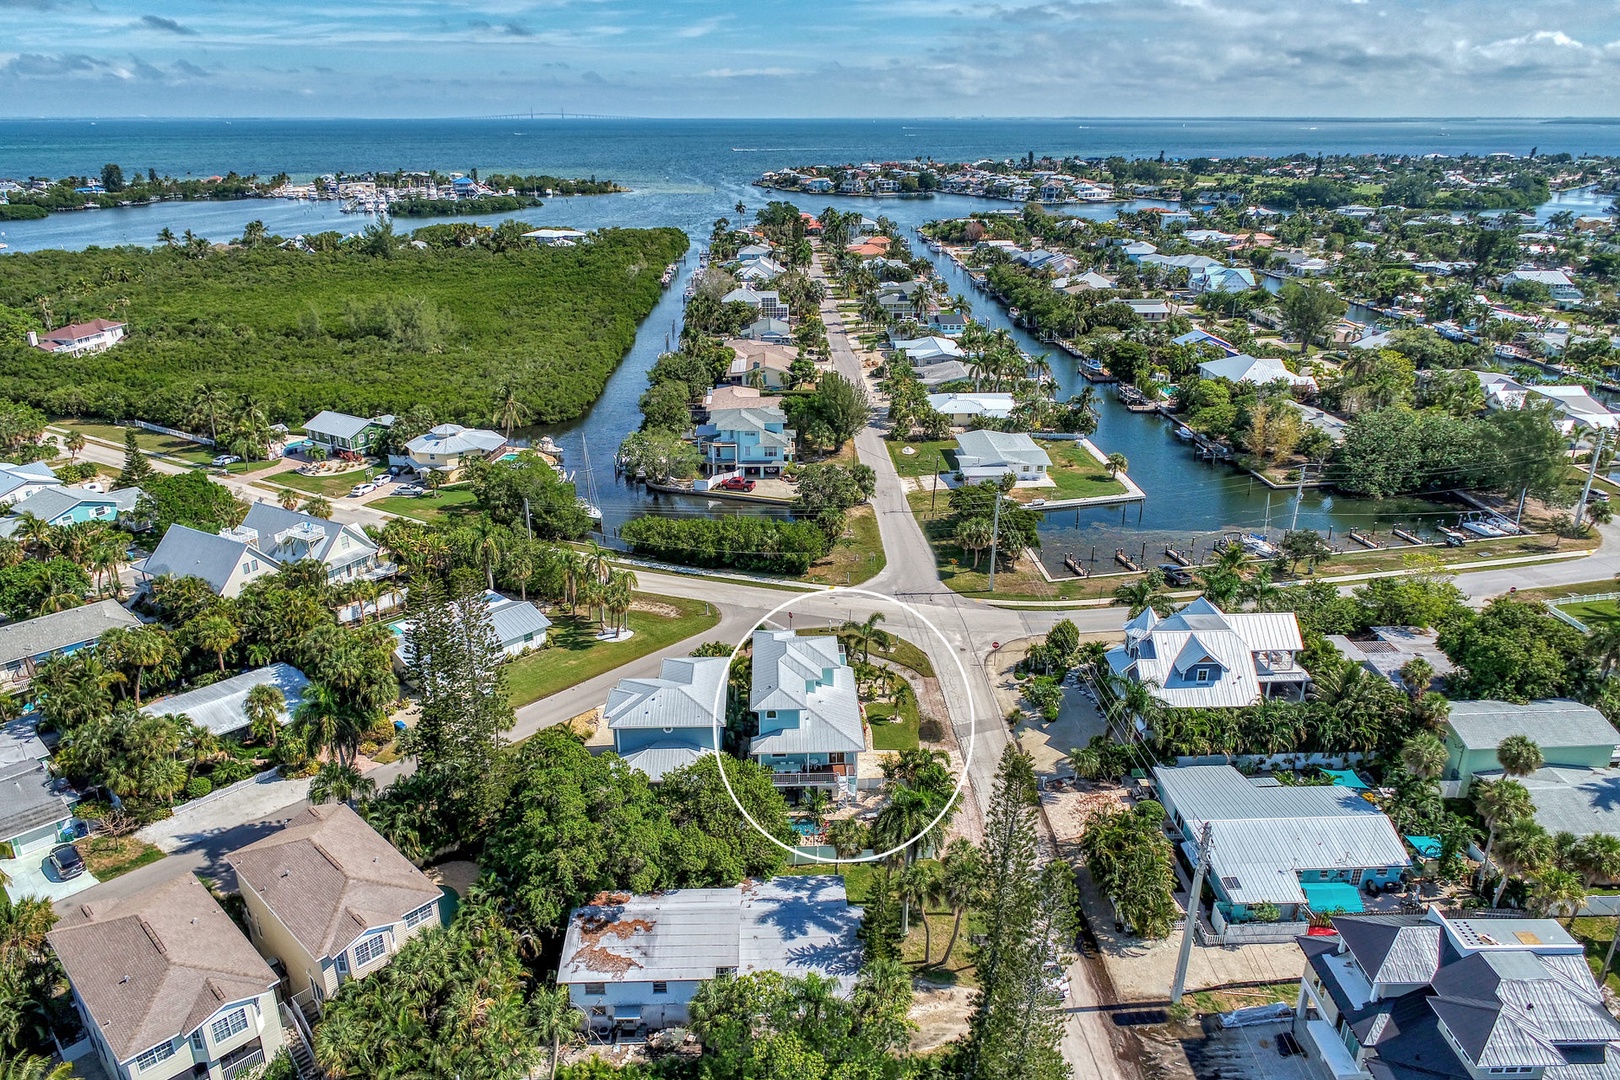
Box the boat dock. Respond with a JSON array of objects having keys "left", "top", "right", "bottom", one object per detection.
[
  {"left": 1347, "top": 529, "right": 1382, "bottom": 549},
  {"left": 1392, "top": 528, "right": 1425, "bottom": 546},
  {"left": 1062, "top": 555, "right": 1089, "bottom": 578},
  {"left": 1114, "top": 548, "right": 1141, "bottom": 572},
  {"left": 1163, "top": 546, "right": 1192, "bottom": 566}
]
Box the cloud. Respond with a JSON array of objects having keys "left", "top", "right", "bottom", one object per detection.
[
  {"left": 138, "top": 14, "right": 197, "bottom": 35},
  {"left": 702, "top": 67, "right": 805, "bottom": 78},
  {"left": 675, "top": 15, "right": 727, "bottom": 38}
]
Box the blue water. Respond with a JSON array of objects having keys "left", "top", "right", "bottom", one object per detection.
[{"left": 4, "top": 117, "right": 1614, "bottom": 568}]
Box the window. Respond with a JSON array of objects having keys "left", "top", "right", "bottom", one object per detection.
[
  {"left": 765, "top": 710, "right": 777, "bottom": 719},
  {"left": 405, "top": 901, "right": 437, "bottom": 929},
  {"left": 352, "top": 934, "right": 387, "bottom": 967},
  {"left": 715, "top": 966, "right": 737, "bottom": 976},
  {"left": 1194, "top": 669, "right": 1209, "bottom": 683},
  {"left": 334, "top": 952, "right": 349, "bottom": 974},
  {"left": 652, "top": 981, "right": 668, "bottom": 995},
  {"left": 135, "top": 1040, "right": 177, "bottom": 1071},
  {"left": 247, "top": 559, "right": 259, "bottom": 572},
  {"left": 191, "top": 1032, "right": 205, "bottom": 1052},
  {"left": 584, "top": 983, "right": 607, "bottom": 996},
  {"left": 589, "top": 1006, "right": 609, "bottom": 1018},
  {"left": 210, "top": 1008, "right": 249, "bottom": 1044}
]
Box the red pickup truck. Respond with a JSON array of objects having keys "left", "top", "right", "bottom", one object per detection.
[{"left": 718, "top": 476, "right": 756, "bottom": 492}]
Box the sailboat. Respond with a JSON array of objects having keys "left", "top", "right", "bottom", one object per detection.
[{"left": 576, "top": 439, "right": 604, "bottom": 525}]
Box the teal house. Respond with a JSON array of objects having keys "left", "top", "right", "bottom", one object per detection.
[
  {"left": 605, "top": 656, "right": 730, "bottom": 782},
  {"left": 0, "top": 485, "right": 141, "bottom": 535},
  {"left": 1441, "top": 699, "right": 1617, "bottom": 795},
  {"left": 747, "top": 630, "right": 863, "bottom": 795}
]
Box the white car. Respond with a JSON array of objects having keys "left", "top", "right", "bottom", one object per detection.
[
  {"left": 395, "top": 484, "right": 425, "bottom": 497},
  {"left": 347, "top": 482, "right": 377, "bottom": 497},
  {"left": 212, "top": 454, "right": 242, "bottom": 466}
]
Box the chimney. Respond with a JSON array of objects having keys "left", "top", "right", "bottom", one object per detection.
[{"left": 26, "top": 331, "right": 38, "bottom": 348}]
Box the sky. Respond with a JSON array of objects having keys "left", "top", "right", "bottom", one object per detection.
[{"left": 2, "top": 0, "right": 1620, "bottom": 118}]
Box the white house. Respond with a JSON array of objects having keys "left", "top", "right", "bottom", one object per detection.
[
  {"left": 1502, "top": 268, "right": 1584, "bottom": 308},
  {"left": 926, "top": 392, "right": 1016, "bottom": 424},
  {"left": 134, "top": 524, "right": 280, "bottom": 598},
  {"left": 0, "top": 462, "right": 62, "bottom": 507},
  {"left": 140, "top": 664, "right": 310, "bottom": 737},
  {"left": 1476, "top": 372, "right": 1618, "bottom": 435},
  {"left": 392, "top": 593, "right": 551, "bottom": 665},
  {"left": 1198, "top": 353, "right": 1317, "bottom": 392},
  {"left": 1107, "top": 597, "right": 1310, "bottom": 711},
  {"left": 401, "top": 424, "right": 506, "bottom": 475},
  {"left": 721, "top": 288, "right": 790, "bottom": 321},
  {"left": 229, "top": 503, "right": 388, "bottom": 583},
  {"left": 557, "top": 876, "right": 864, "bottom": 1034},
  {"left": 28, "top": 319, "right": 126, "bottom": 356},
  {"left": 1123, "top": 298, "right": 1172, "bottom": 323},
  {"left": 890, "top": 336, "right": 965, "bottom": 364},
  {"left": 954, "top": 430, "right": 1052, "bottom": 483},
  {"left": 606, "top": 656, "right": 729, "bottom": 781}
]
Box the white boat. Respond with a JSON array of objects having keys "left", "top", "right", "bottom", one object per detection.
[
  {"left": 1458, "top": 512, "right": 1517, "bottom": 538},
  {"left": 1458, "top": 520, "right": 1502, "bottom": 538},
  {"left": 1240, "top": 533, "right": 1279, "bottom": 558},
  {"left": 1172, "top": 425, "right": 1195, "bottom": 441},
  {"left": 577, "top": 497, "right": 603, "bottom": 521},
  {"left": 536, "top": 435, "right": 562, "bottom": 457}
]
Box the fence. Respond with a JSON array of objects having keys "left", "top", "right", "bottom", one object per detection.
[
  {"left": 130, "top": 419, "right": 215, "bottom": 446},
  {"left": 1543, "top": 592, "right": 1620, "bottom": 634},
  {"left": 1205, "top": 905, "right": 1313, "bottom": 945}
]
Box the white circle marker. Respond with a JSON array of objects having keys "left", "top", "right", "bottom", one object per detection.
[{"left": 710, "top": 587, "right": 978, "bottom": 865}]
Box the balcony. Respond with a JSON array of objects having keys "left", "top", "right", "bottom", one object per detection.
[
  {"left": 218, "top": 1043, "right": 265, "bottom": 1080},
  {"left": 767, "top": 770, "right": 841, "bottom": 788}
]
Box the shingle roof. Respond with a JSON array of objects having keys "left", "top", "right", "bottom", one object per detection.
[
  {"left": 0, "top": 599, "right": 139, "bottom": 667},
  {"left": 239, "top": 503, "right": 376, "bottom": 570},
  {"left": 140, "top": 664, "right": 309, "bottom": 736},
  {"left": 48, "top": 874, "right": 276, "bottom": 1063},
  {"left": 557, "top": 876, "right": 864, "bottom": 991},
  {"left": 226, "top": 804, "right": 441, "bottom": 961},
  {"left": 137, "top": 525, "right": 276, "bottom": 595},
  {"left": 0, "top": 758, "right": 72, "bottom": 840},
  {"left": 1446, "top": 699, "right": 1616, "bottom": 753},
  {"left": 954, "top": 430, "right": 1053, "bottom": 469}
]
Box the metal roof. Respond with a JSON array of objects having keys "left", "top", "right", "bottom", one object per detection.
[
  {"left": 954, "top": 430, "right": 1052, "bottom": 470},
  {"left": 557, "top": 876, "right": 863, "bottom": 991},
  {"left": 486, "top": 598, "right": 553, "bottom": 645},
  {"left": 606, "top": 657, "right": 729, "bottom": 731},
  {"left": 240, "top": 503, "right": 377, "bottom": 571},
  {"left": 926, "top": 392, "right": 1016, "bottom": 418},
  {"left": 619, "top": 744, "right": 711, "bottom": 783},
  {"left": 301, "top": 410, "right": 380, "bottom": 441},
  {"left": 6, "top": 485, "right": 140, "bottom": 524},
  {"left": 141, "top": 664, "right": 309, "bottom": 736},
  {"left": 405, "top": 424, "right": 505, "bottom": 457},
  {"left": 0, "top": 599, "right": 139, "bottom": 666},
  {"left": 1427, "top": 997, "right": 1567, "bottom": 1069},
  {"left": 1109, "top": 599, "right": 1305, "bottom": 709},
  {"left": 1446, "top": 699, "right": 1617, "bottom": 753},
  {"left": 748, "top": 631, "right": 864, "bottom": 757},
  {"left": 1334, "top": 915, "right": 1442, "bottom": 986}
]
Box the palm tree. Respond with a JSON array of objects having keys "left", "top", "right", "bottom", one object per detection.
[
  {"left": 1397, "top": 657, "right": 1435, "bottom": 700},
  {"left": 277, "top": 488, "right": 300, "bottom": 510},
  {"left": 932, "top": 838, "right": 984, "bottom": 970},
  {"left": 1104, "top": 452, "right": 1129, "bottom": 478},
  {"left": 953, "top": 516, "right": 994, "bottom": 569},
  {"left": 156, "top": 227, "right": 177, "bottom": 246},
  {"left": 0, "top": 1056, "right": 74, "bottom": 1080},
  {"left": 244, "top": 684, "right": 284, "bottom": 747},
  {"left": 1475, "top": 778, "right": 1535, "bottom": 891},
  {"left": 1588, "top": 622, "right": 1620, "bottom": 679},
  {"left": 897, "top": 860, "right": 943, "bottom": 951},
  {"left": 63, "top": 431, "right": 86, "bottom": 463},
  {"left": 1497, "top": 735, "right": 1544, "bottom": 779},
  {"left": 1574, "top": 833, "right": 1620, "bottom": 888},
  {"left": 302, "top": 495, "right": 333, "bottom": 519},
  {"left": 1067, "top": 744, "right": 1103, "bottom": 781},
  {"left": 1532, "top": 867, "right": 1587, "bottom": 926},
  {"left": 826, "top": 818, "right": 870, "bottom": 860},
  {"left": 188, "top": 383, "right": 228, "bottom": 442},
  {"left": 491, "top": 376, "right": 533, "bottom": 438},
  {"left": 190, "top": 612, "right": 239, "bottom": 673},
  {"left": 603, "top": 570, "right": 635, "bottom": 635},
  {"left": 1493, "top": 817, "right": 1552, "bottom": 906},
  {"left": 309, "top": 760, "right": 375, "bottom": 806},
  {"left": 1112, "top": 572, "right": 1172, "bottom": 618},
  {"left": 532, "top": 983, "right": 583, "bottom": 1079},
  {"left": 1400, "top": 732, "right": 1448, "bottom": 779},
  {"left": 840, "top": 611, "right": 892, "bottom": 662}
]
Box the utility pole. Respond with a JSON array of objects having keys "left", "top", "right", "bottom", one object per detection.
[
  {"left": 987, "top": 490, "right": 1004, "bottom": 592},
  {"left": 1289, "top": 464, "right": 1306, "bottom": 532},
  {"left": 1574, "top": 427, "right": 1609, "bottom": 530},
  {"left": 1170, "top": 823, "right": 1214, "bottom": 1005},
  {"left": 523, "top": 498, "right": 532, "bottom": 542}
]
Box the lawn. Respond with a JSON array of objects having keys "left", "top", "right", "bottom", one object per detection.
[
  {"left": 504, "top": 594, "right": 720, "bottom": 707},
  {"left": 1557, "top": 598, "right": 1620, "bottom": 627},
  {"left": 1567, "top": 916, "right": 1620, "bottom": 995},
  {"left": 1187, "top": 981, "right": 1300, "bottom": 1016},
  {"left": 1509, "top": 578, "right": 1620, "bottom": 604},
  {"left": 801, "top": 627, "right": 935, "bottom": 678},
  {"left": 371, "top": 486, "right": 481, "bottom": 523},
  {"left": 888, "top": 438, "right": 958, "bottom": 481},
  {"left": 867, "top": 698, "right": 921, "bottom": 752},
  {"left": 1023, "top": 441, "right": 1128, "bottom": 502},
  {"left": 77, "top": 834, "right": 166, "bottom": 880},
  {"left": 803, "top": 504, "right": 886, "bottom": 586},
  {"left": 53, "top": 420, "right": 262, "bottom": 474},
  {"left": 787, "top": 860, "right": 974, "bottom": 983},
  {"left": 269, "top": 467, "right": 381, "bottom": 497}
]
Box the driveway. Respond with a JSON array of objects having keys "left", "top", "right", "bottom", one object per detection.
[{"left": 2, "top": 848, "right": 99, "bottom": 904}]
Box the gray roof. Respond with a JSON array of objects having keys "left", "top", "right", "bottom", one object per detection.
[
  {"left": 1427, "top": 996, "right": 1566, "bottom": 1069},
  {"left": 954, "top": 430, "right": 1053, "bottom": 469},
  {"left": 1153, "top": 763, "right": 1409, "bottom": 906},
  {"left": 0, "top": 715, "right": 47, "bottom": 767},
  {"left": 405, "top": 424, "right": 505, "bottom": 457},
  {"left": 486, "top": 598, "right": 552, "bottom": 646},
  {"left": 238, "top": 503, "right": 377, "bottom": 570},
  {"left": 0, "top": 599, "right": 140, "bottom": 666},
  {"left": 557, "top": 875, "right": 864, "bottom": 992},
  {"left": 748, "top": 631, "right": 864, "bottom": 757},
  {"left": 0, "top": 758, "right": 72, "bottom": 842},
  {"left": 1335, "top": 915, "right": 1442, "bottom": 985},
  {"left": 6, "top": 485, "right": 140, "bottom": 524},
  {"left": 141, "top": 664, "right": 309, "bottom": 736},
  {"left": 1431, "top": 950, "right": 1617, "bottom": 1048},
  {"left": 1478, "top": 765, "right": 1620, "bottom": 838},
  {"left": 0, "top": 461, "right": 60, "bottom": 501},
  {"left": 137, "top": 525, "right": 276, "bottom": 594},
  {"left": 619, "top": 744, "right": 710, "bottom": 783},
  {"left": 606, "top": 656, "right": 729, "bottom": 731},
  {"left": 1446, "top": 699, "right": 1617, "bottom": 753},
  {"left": 302, "top": 410, "right": 378, "bottom": 441}
]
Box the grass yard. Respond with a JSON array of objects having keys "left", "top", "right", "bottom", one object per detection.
[
  {"left": 53, "top": 420, "right": 261, "bottom": 473},
  {"left": 800, "top": 627, "right": 936, "bottom": 677},
  {"left": 268, "top": 467, "right": 381, "bottom": 497},
  {"left": 787, "top": 860, "right": 975, "bottom": 984},
  {"left": 867, "top": 698, "right": 921, "bottom": 752},
  {"left": 888, "top": 438, "right": 958, "bottom": 481},
  {"left": 77, "top": 834, "right": 165, "bottom": 880},
  {"left": 1021, "top": 441, "right": 1128, "bottom": 502},
  {"left": 803, "top": 504, "right": 886, "bottom": 586},
  {"left": 1516, "top": 579, "right": 1620, "bottom": 604},
  {"left": 504, "top": 594, "right": 720, "bottom": 707},
  {"left": 1557, "top": 598, "right": 1620, "bottom": 627},
  {"left": 371, "top": 486, "right": 481, "bottom": 523},
  {"left": 1567, "top": 916, "right": 1620, "bottom": 995}
]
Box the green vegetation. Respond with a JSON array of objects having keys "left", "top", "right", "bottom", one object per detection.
[
  {"left": 388, "top": 194, "right": 540, "bottom": 216},
  {"left": 802, "top": 503, "right": 886, "bottom": 586},
  {"left": 619, "top": 515, "right": 830, "bottom": 575},
  {"left": 0, "top": 227, "right": 687, "bottom": 428},
  {"left": 502, "top": 594, "right": 719, "bottom": 706},
  {"left": 1077, "top": 800, "right": 1179, "bottom": 938},
  {"left": 1030, "top": 441, "right": 1129, "bottom": 501},
  {"left": 1557, "top": 598, "right": 1620, "bottom": 626},
  {"left": 268, "top": 467, "right": 379, "bottom": 497},
  {"left": 868, "top": 698, "right": 921, "bottom": 751},
  {"left": 369, "top": 486, "right": 480, "bottom": 522},
  {"left": 888, "top": 438, "right": 958, "bottom": 480},
  {"left": 75, "top": 834, "right": 165, "bottom": 880}
]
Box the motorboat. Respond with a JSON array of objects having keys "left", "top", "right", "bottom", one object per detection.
[{"left": 1240, "top": 533, "right": 1279, "bottom": 558}]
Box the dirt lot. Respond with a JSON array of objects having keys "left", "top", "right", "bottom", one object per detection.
[{"left": 909, "top": 978, "right": 974, "bottom": 1053}]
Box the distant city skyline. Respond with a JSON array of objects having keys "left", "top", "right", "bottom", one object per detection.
[{"left": 2, "top": 0, "right": 1619, "bottom": 119}]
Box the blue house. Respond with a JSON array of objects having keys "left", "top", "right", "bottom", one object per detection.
[
  {"left": 748, "top": 630, "right": 863, "bottom": 795},
  {"left": 0, "top": 485, "right": 142, "bottom": 536},
  {"left": 695, "top": 406, "right": 795, "bottom": 478},
  {"left": 606, "top": 656, "right": 730, "bottom": 781},
  {"left": 0, "top": 599, "right": 140, "bottom": 694}
]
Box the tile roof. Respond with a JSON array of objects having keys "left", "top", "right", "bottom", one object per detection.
[
  {"left": 926, "top": 392, "right": 1016, "bottom": 419},
  {"left": 48, "top": 874, "right": 276, "bottom": 1063},
  {"left": 558, "top": 876, "right": 863, "bottom": 991},
  {"left": 226, "top": 804, "right": 440, "bottom": 961},
  {"left": 140, "top": 664, "right": 309, "bottom": 736},
  {"left": 0, "top": 599, "right": 140, "bottom": 667}
]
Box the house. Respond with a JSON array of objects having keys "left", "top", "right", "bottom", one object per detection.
[
  {"left": 953, "top": 430, "right": 1052, "bottom": 483},
  {"left": 0, "top": 599, "right": 140, "bottom": 693},
  {"left": 0, "top": 484, "right": 143, "bottom": 536},
  {"left": 721, "top": 288, "right": 790, "bottom": 321},
  {"left": 926, "top": 392, "right": 1016, "bottom": 424},
  {"left": 1480, "top": 765, "right": 1620, "bottom": 839},
  {"left": 1190, "top": 266, "right": 1256, "bottom": 294},
  {"left": 401, "top": 424, "right": 506, "bottom": 475},
  {"left": 1138, "top": 252, "right": 1225, "bottom": 276},
  {"left": 802, "top": 177, "right": 833, "bottom": 194},
  {"left": 1106, "top": 597, "right": 1310, "bottom": 711},
  {"left": 702, "top": 385, "right": 765, "bottom": 415},
  {"left": 1327, "top": 626, "right": 1453, "bottom": 692},
  {"left": 695, "top": 406, "right": 795, "bottom": 477},
  {"left": 723, "top": 339, "right": 799, "bottom": 390},
  {"left": 845, "top": 237, "right": 891, "bottom": 259},
  {"left": 134, "top": 524, "right": 279, "bottom": 598},
  {"left": 1121, "top": 241, "right": 1158, "bottom": 261},
  {"left": 0, "top": 461, "right": 63, "bottom": 507},
  {"left": 48, "top": 874, "right": 285, "bottom": 1080},
  {"left": 748, "top": 630, "right": 863, "bottom": 792},
  {"left": 606, "top": 655, "right": 729, "bottom": 781},
  {"left": 873, "top": 280, "right": 926, "bottom": 319},
  {"left": 1197, "top": 353, "right": 1318, "bottom": 392},
  {"left": 1502, "top": 268, "right": 1584, "bottom": 308},
  {"left": 734, "top": 244, "right": 772, "bottom": 261},
  {"left": 928, "top": 310, "right": 967, "bottom": 336},
  {"left": 231, "top": 503, "right": 388, "bottom": 584},
  {"left": 392, "top": 593, "right": 551, "bottom": 665},
  {"left": 1294, "top": 909, "right": 1620, "bottom": 1080},
  {"left": 890, "top": 336, "right": 964, "bottom": 364},
  {"left": 735, "top": 257, "right": 786, "bottom": 283},
  {"left": 1476, "top": 372, "right": 1618, "bottom": 435},
  {"left": 913, "top": 360, "right": 976, "bottom": 387},
  {"left": 0, "top": 758, "right": 75, "bottom": 859},
  {"left": 140, "top": 664, "right": 310, "bottom": 738},
  {"left": 522, "top": 228, "right": 589, "bottom": 245},
  {"left": 557, "top": 875, "right": 864, "bottom": 1033},
  {"left": 27, "top": 319, "right": 126, "bottom": 356},
  {"left": 1172, "top": 328, "right": 1241, "bottom": 356},
  {"left": 300, "top": 411, "right": 395, "bottom": 456},
  {"left": 1060, "top": 271, "right": 1117, "bottom": 293},
  {"left": 1438, "top": 699, "right": 1617, "bottom": 797},
  {"left": 1154, "top": 763, "right": 1408, "bottom": 933},
  {"left": 227, "top": 804, "right": 442, "bottom": 1008},
  {"left": 740, "top": 317, "right": 792, "bottom": 344},
  {"left": 1123, "top": 298, "right": 1171, "bottom": 323}
]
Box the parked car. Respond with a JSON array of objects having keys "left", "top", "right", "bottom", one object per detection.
[
  {"left": 48, "top": 844, "right": 85, "bottom": 880},
  {"left": 347, "top": 482, "right": 378, "bottom": 497},
  {"left": 395, "top": 484, "right": 425, "bottom": 497},
  {"left": 212, "top": 454, "right": 242, "bottom": 466},
  {"left": 1157, "top": 564, "right": 1195, "bottom": 587},
  {"left": 718, "top": 477, "right": 756, "bottom": 492}
]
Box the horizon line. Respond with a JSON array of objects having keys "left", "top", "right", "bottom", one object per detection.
[{"left": 3, "top": 114, "right": 1620, "bottom": 124}]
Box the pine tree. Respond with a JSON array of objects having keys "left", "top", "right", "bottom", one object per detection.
[{"left": 116, "top": 430, "right": 155, "bottom": 490}]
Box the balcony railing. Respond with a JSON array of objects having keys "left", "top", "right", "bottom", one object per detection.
[
  {"left": 767, "top": 770, "right": 841, "bottom": 787},
  {"left": 219, "top": 1046, "right": 265, "bottom": 1080}
]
